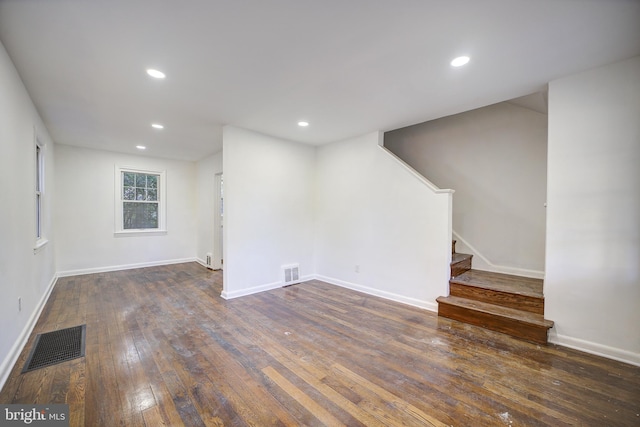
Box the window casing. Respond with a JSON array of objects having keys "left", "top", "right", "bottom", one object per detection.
[
  {"left": 115, "top": 166, "right": 166, "bottom": 235},
  {"left": 34, "top": 137, "right": 47, "bottom": 250},
  {"left": 36, "top": 144, "right": 43, "bottom": 238}
]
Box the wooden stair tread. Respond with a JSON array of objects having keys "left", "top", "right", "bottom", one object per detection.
[
  {"left": 436, "top": 296, "right": 554, "bottom": 329},
  {"left": 451, "top": 269, "right": 543, "bottom": 298}
]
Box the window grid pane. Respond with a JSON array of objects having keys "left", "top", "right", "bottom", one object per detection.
[
  {"left": 136, "top": 188, "right": 146, "bottom": 200},
  {"left": 36, "top": 145, "right": 41, "bottom": 192},
  {"left": 123, "top": 202, "right": 159, "bottom": 229},
  {"left": 147, "top": 175, "right": 157, "bottom": 189},
  {"left": 135, "top": 173, "right": 147, "bottom": 187},
  {"left": 123, "top": 172, "right": 135, "bottom": 187},
  {"left": 123, "top": 187, "right": 135, "bottom": 200},
  {"left": 36, "top": 193, "right": 41, "bottom": 239}
]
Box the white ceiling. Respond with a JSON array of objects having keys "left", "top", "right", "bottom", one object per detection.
[{"left": 1, "top": 0, "right": 639, "bottom": 161}]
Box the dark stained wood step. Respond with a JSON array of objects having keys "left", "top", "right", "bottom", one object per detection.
[
  {"left": 452, "top": 239, "right": 456, "bottom": 254},
  {"left": 436, "top": 296, "right": 554, "bottom": 345},
  {"left": 452, "top": 270, "right": 544, "bottom": 297},
  {"left": 450, "top": 270, "right": 544, "bottom": 315},
  {"left": 451, "top": 253, "right": 472, "bottom": 278}
]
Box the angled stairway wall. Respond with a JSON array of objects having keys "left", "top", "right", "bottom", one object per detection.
[{"left": 314, "top": 132, "right": 453, "bottom": 311}]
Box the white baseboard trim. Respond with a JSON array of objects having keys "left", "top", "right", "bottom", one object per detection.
[
  {"left": 549, "top": 333, "right": 640, "bottom": 367},
  {"left": 0, "top": 273, "right": 58, "bottom": 390},
  {"left": 221, "top": 281, "right": 281, "bottom": 300},
  {"left": 314, "top": 275, "right": 438, "bottom": 312},
  {"left": 195, "top": 258, "right": 211, "bottom": 269},
  {"left": 220, "top": 275, "right": 315, "bottom": 300},
  {"left": 57, "top": 257, "right": 197, "bottom": 277}
]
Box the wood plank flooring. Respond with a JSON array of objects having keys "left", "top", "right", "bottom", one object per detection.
[{"left": 1, "top": 262, "right": 639, "bottom": 426}]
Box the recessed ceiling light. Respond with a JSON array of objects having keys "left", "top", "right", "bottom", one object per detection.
[
  {"left": 151, "top": 123, "right": 164, "bottom": 129},
  {"left": 146, "top": 69, "right": 166, "bottom": 79},
  {"left": 298, "top": 121, "right": 309, "bottom": 127},
  {"left": 450, "top": 56, "right": 470, "bottom": 67},
  {"left": 136, "top": 145, "right": 146, "bottom": 150}
]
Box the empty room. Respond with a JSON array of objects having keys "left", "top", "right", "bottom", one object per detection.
[{"left": 1, "top": 1, "right": 639, "bottom": 426}]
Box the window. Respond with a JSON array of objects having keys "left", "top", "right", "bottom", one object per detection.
[
  {"left": 115, "top": 167, "right": 166, "bottom": 235},
  {"left": 123, "top": 171, "right": 159, "bottom": 229},
  {"left": 34, "top": 136, "right": 46, "bottom": 248}
]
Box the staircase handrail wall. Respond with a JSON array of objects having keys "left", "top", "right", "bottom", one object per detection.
[{"left": 377, "top": 143, "right": 454, "bottom": 195}]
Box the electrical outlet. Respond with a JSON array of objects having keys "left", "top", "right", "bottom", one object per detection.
[
  {"left": 18, "top": 297, "right": 22, "bottom": 312},
  {"left": 355, "top": 265, "right": 360, "bottom": 273}
]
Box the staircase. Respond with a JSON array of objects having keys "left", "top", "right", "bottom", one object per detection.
[{"left": 437, "top": 241, "right": 554, "bottom": 344}]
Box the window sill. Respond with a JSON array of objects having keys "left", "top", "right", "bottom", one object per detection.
[
  {"left": 114, "top": 229, "right": 167, "bottom": 237},
  {"left": 34, "top": 239, "right": 49, "bottom": 254}
]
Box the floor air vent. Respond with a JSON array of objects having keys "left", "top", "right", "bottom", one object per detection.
[
  {"left": 282, "top": 264, "right": 300, "bottom": 286},
  {"left": 22, "top": 325, "right": 86, "bottom": 373}
]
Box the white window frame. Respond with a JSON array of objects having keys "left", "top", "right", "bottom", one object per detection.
[
  {"left": 114, "top": 166, "right": 167, "bottom": 236},
  {"left": 34, "top": 130, "right": 48, "bottom": 252}
]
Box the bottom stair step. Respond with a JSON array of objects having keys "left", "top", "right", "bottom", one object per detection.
[{"left": 436, "top": 295, "right": 554, "bottom": 345}]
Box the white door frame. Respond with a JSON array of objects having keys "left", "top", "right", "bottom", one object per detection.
[{"left": 213, "top": 173, "right": 223, "bottom": 270}]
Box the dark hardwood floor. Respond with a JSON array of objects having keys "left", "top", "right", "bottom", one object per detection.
[{"left": 1, "top": 263, "right": 639, "bottom": 426}]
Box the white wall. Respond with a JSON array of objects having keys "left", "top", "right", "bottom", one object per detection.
[
  {"left": 55, "top": 144, "right": 197, "bottom": 274},
  {"left": 385, "top": 102, "right": 548, "bottom": 277},
  {"left": 315, "top": 132, "right": 452, "bottom": 310},
  {"left": 0, "top": 41, "right": 57, "bottom": 385},
  {"left": 222, "top": 126, "right": 315, "bottom": 298},
  {"left": 546, "top": 56, "right": 640, "bottom": 365},
  {"left": 196, "top": 151, "right": 223, "bottom": 268}
]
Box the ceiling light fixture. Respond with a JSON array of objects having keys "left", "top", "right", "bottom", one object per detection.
[
  {"left": 450, "top": 56, "right": 470, "bottom": 67},
  {"left": 146, "top": 69, "right": 166, "bottom": 79},
  {"left": 151, "top": 123, "right": 164, "bottom": 129},
  {"left": 298, "top": 121, "right": 309, "bottom": 127},
  {"left": 136, "top": 145, "right": 146, "bottom": 150}
]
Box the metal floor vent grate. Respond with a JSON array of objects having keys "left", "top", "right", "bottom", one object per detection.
[{"left": 22, "top": 325, "right": 86, "bottom": 373}]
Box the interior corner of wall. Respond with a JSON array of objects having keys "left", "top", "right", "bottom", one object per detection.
[{"left": 375, "top": 131, "right": 384, "bottom": 147}]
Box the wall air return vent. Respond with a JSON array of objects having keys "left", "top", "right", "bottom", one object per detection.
[{"left": 282, "top": 264, "right": 300, "bottom": 286}]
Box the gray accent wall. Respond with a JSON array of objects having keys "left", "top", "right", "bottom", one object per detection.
[{"left": 385, "top": 100, "right": 548, "bottom": 275}]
